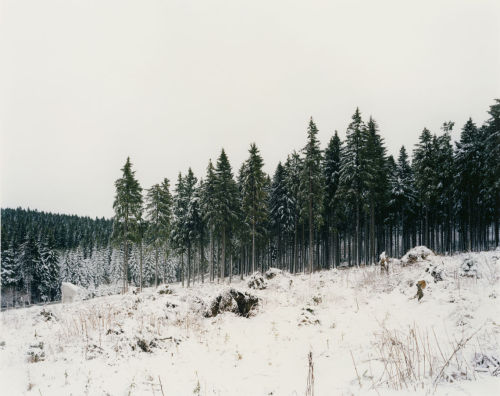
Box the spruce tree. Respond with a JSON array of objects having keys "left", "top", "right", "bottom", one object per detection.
[
  {"left": 201, "top": 160, "right": 218, "bottom": 282},
  {"left": 270, "top": 162, "right": 292, "bottom": 269},
  {"left": 364, "top": 117, "right": 388, "bottom": 263},
  {"left": 172, "top": 173, "right": 187, "bottom": 285},
  {"left": 323, "top": 131, "right": 341, "bottom": 267},
  {"left": 386, "top": 155, "right": 399, "bottom": 256},
  {"left": 183, "top": 169, "right": 200, "bottom": 286},
  {"left": 284, "top": 151, "right": 302, "bottom": 273},
  {"left": 145, "top": 178, "right": 173, "bottom": 287},
  {"left": 455, "top": 119, "right": 480, "bottom": 250},
  {"left": 483, "top": 100, "right": 500, "bottom": 247},
  {"left": 241, "top": 143, "right": 268, "bottom": 273},
  {"left": 339, "top": 108, "right": 369, "bottom": 266},
  {"left": 192, "top": 179, "right": 207, "bottom": 283},
  {"left": 17, "top": 234, "right": 40, "bottom": 304},
  {"left": 0, "top": 240, "right": 18, "bottom": 305},
  {"left": 112, "top": 157, "right": 143, "bottom": 293},
  {"left": 214, "top": 149, "right": 239, "bottom": 281},
  {"left": 434, "top": 127, "right": 455, "bottom": 253},
  {"left": 412, "top": 128, "right": 435, "bottom": 247},
  {"left": 393, "top": 146, "right": 416, "bottom": 253},
  {"left": 36, "top": 237, "right": 60, "bottom": 301},
  {"left": 299, "top": 118, "right": 324, "bottom": 273}
]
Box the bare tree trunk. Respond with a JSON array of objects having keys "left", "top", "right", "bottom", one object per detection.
[
  {"left": 252, "top": 221, "right": 255, "bottom": 273},
  {"left": 139, "top": 239, "right": 143, "bottom": 292},
  {"left": 241, "top": 245, "right": 244, "bottom": 280},
  {"left": 181, "top": 252, "right": 184, "bottom": 287},
  {"left": 187, "top": 242, "right": 191, "bottom": 288},
  {"left": 293, "top": 222, "right": 298, "bottom": 274},
  {"left": 154, "top": 245, "right": 159, "bottom": 288},
  {"left": 209, "top": 230, "right": 213, "bottom": 282},
  {"left": 355, "top": 202, "right": 360, "bottom": 267},
  {"left": 221, "top": 228, "right": 225, "bottom": 282},
  {"left": 370, "top": 203, "right": 375, "bottom": 264},
  {"left": 309, "top": 186, "right": 314, "bottom": 274},
  {"left": 229, "top": 254, "right": 233, "bottom": 283},
  {"left": 123, "top": 239, "right": 128, "bottom": 293},
  {"left": 200, "top": 235, "right": 204, "bottom": 283}
]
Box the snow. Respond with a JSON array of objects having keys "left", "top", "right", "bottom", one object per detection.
[
  {"left": 60, "top": 282, "right": 81, "bottom": 304},
  {"left": 400, "top": 245, "right": 435, "bottom": 265},
  {"left": 1, "top": 249, "right": 499, "bottom": 395}
]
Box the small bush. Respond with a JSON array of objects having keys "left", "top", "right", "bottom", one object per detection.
[
  {"left": 204, "top": 289, "right": 259, "bottom": 318},
  {"left": 248, "top": 274, "right": 267, "bottom": 290},
  {"left": 27, "top": 342, "right": 45, "bottom": 363},
  {"left": 158, "top": 285, "right": 173, "bottom": 295}
]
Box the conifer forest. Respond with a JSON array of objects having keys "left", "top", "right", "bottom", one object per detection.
[{"left": 1, "top": 101, "right": 499, "bottom": 306}]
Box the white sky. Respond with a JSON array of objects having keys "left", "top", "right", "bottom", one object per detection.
[{"left": 1, "top": 0, "right": 499, "bottom": 218}]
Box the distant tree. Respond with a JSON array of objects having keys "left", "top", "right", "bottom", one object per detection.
[
  {"left": 16, "top": 234, "right": 40, "bottom": 304},
  {"left": 145, "top": 178, "right": 173, "bottom": 288},
  {"left": 36, "top": 236, "right": 60, "bottom": 301},
  {"left": 184, "top": 169, "right": 201, "bottom": 286},
  {"left": 1, "top": 239, "right": 18, "bottom": 304},
  {"left": 171, "top": 173, "right": 187, "bottom": 285}
]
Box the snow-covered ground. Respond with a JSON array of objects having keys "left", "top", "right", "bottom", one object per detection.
[{"left": 1, "top": 248, "right": 499, "bottom": 395}]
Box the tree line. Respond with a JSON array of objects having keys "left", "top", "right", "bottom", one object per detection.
[
  {"left": 112, "top": 101, "right": 500, "bottom": 291},
  {"left": 2, "top": 100, "right": 499, "bottom": 303},
  {"left": 1, "top": 208, "right": 113, "bottom": 305}
]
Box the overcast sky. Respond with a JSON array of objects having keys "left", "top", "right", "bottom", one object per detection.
[{"left": 1, "top": 0, "right": 499, "bottom": 218}]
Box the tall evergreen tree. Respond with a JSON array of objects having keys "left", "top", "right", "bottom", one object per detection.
[
  {"left": 434, "top": 127, "right": 455, "bottom": 253},
  {"left": 241, "top": 143, "right": 268, "bottom": 273},
  {"left": 323, "top": 131, "right": 341, "bottom": 267},
  {"left": 391, "top": 146, "right": 416, "bottom": 254},
  {"left": 299, "top": 118, "right": 324, "bottom": 273},
  {"left": 339, "top": 108, "right": 369, "bottom": 266},
  {"left": 171, "top": 173, "right": 187, "bottom": 285},
  {"left": 184, "top": 169, "right": 201, "bottom": 286},
  {"left": 483, "top": 100, "right": 500, "bottom": 247},
  {"left": 284, "top": 151, "right": 302, "bottom": 273},
  {"left": 270, "top": 162, "right": 292, "bottom": 269},
  {"left": 364, "top": 117, "right": 388, "bottom": 263},
  {"left": 145, "top": 178, "right": 173, "bottom": 287},
  {"left": 112, "top": 157, "right": 143, "bottom": 293},
  {"left": 201, "top": 160, "right": 218, "bottom": 282},
  {"left": 413, "top": 128, "right": 436, "bottom": 247},
  {"left": 214, "top": 149, "right": 239, "bottom": 281}
]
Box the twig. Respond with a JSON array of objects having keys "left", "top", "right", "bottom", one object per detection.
[
  {"left": 158, "top": 375, "right": 165, "bottom": 396},
  {"left": 350, "top": 349, "right": 362, "bottom": 388},
  {"left": 433, "top": 326, "right": 482, "bottom": 391},
  {"left": 306, "top": 351, "right": 315, "bottom": 396}
]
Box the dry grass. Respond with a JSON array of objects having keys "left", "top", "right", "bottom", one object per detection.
[
  {"left": 305, "top": 351, "right": 315, "bottom": 396},
  {"left": 371, "top": 322, "right": 481, "bottom": 391}
]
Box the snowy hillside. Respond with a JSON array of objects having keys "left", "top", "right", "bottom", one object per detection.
[{"left": 1, "top": 249, "right": 499, "bottom": 395}]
